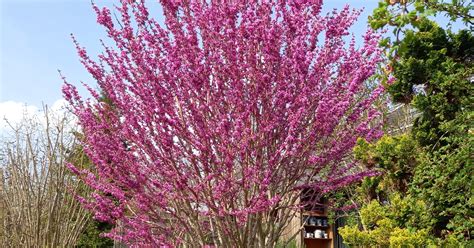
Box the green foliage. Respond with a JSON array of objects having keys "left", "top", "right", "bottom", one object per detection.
[
  {"left": 385, "top": 10, "right": 473, "bottom": 241},
  {"left": 369, "top": 0, "right": 473, "bottom": 44},
  {"left": 340, "top": 132, "right": 471, "bottom": 246},
  {"left": 275, "top": 239, "right": 297, "bottom": 248},
  {"left": 355, "top": 135, "right": 418, "bottom": 194},
  {"left": 411, "top": 139, "right": 473, "bottom": 239},
  {"left": 338, "top": 225, "right": 373, "bottom": 247},
  {"left": 337, "top": 1, "right": 474, "bottom": 246},
  {"left": 339, "top": 193, "right": 434, "bottom": 248},
  {"left": 391, "top": 22, "right": 474, "bottom": 147},
  {"left": 76, "top": 220, "right": 114, "bottom": 248},
  {"left": 388, "top": 228, "right": 432, "bottom": 248}
]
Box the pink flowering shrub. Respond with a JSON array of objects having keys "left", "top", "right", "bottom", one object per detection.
[{"left": 63, "top": 0, "right": 383, "bottom": 246}]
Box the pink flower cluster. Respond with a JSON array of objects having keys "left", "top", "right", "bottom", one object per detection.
[{"left": 63, "top": 0, "right": 383, "bottom": 246}]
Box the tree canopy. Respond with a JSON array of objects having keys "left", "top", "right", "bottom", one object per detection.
[{"left": 63, "top": 1, "right": 384, "bottom": 246}]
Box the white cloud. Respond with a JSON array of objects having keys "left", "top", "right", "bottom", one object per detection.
[
  {"left": 0, "top": 101, "right": 40, "bottom": 131},
  {"left": 51, "top": 99, "right": 69, "bottom": 113},
  {"left": 0, "top": 99, "right": 74, "bottom": 134}
]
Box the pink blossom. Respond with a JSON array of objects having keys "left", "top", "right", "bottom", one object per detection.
[{"left": 63, "top": 1, "right": 383, "bottom": 246}]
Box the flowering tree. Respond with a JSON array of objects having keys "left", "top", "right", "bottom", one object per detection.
[{"left": 63, "top": 0, "right": 384, "bottom": 246}]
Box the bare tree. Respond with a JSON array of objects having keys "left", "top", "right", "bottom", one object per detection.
[{"left": 0, "top": 106, "right": 91, "bottom": 247}]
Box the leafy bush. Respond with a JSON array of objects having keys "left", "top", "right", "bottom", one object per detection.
[
  {"left": 338, "top": 1, "right": 473, "bottom": 246},
  {"left": 339, "top": 193, "right": 434, "bottom": 247}
]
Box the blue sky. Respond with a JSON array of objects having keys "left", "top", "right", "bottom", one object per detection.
[
  {"left": 0, "top": 0, "right": 380, "bottom": 109},
  {"left": 1, "top": 0, "right": 115, "bottom": 107}
]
